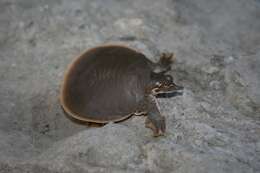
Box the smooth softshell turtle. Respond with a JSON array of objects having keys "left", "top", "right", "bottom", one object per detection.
[{"left": 60, "top": 45, "right": 183, "bottom": 136}]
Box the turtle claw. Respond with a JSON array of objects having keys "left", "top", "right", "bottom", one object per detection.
[
  {"left": 161, "top": 52, "right": 174, "bottom": 59},
  {"left": 145, "top": 116, "right": 166, "bottom": 137}
]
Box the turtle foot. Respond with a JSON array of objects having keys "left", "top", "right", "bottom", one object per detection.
[
  {"left": 160, "top": 52, "right": 175, "bottom": 64},
  {"left": 145, "top": 116, "right": 166, "bottom": 137}
]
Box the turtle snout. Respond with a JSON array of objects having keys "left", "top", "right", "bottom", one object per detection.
[
  {"left": 154, "top": 82, "right": 184, "bottom": 98},
  {"left": 165, "top": 82, "right": 183, "bottom": 93},
  {"left": 170, "top": 83, "right": 184, "bottom": 91},
  {"left": 170, "top": 83, "right": 184, "bottom": 95}
]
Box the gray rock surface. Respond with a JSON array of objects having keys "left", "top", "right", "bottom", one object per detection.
[{"left": 0, "top": 0, "right": 259, "bottom": 172}]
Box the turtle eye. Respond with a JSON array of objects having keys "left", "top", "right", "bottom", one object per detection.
[
  {"left": 165, "top": 75, "right": 173, "bottom": 83},
  {"left": 155, "top": 81, "right": 161, "bottom": 86}
]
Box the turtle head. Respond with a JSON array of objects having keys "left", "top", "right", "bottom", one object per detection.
[
  {"left": 149, "top": 52, "right": 183, "bottom": 96},
  {"left": 149, "top": 73, "right": 184, "bottom": 96}
]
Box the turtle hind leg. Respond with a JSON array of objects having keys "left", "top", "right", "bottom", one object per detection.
[{"left": 145, "top": 95, "right": 166, "bottom": 137}]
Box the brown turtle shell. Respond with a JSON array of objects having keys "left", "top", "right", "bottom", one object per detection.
[{"left": 60, "top": 45, "right": 154, "bottom": 123}]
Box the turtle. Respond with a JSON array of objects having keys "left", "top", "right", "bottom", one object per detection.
[{"left": 60, "top": 45, "right": 183, "bottom": 136}]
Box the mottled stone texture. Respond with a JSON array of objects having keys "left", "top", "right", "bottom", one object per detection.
[{"left": 0, "top": 0, "right": 259, "bottom": 172}]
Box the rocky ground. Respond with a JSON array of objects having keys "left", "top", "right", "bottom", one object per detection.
[{"left": 0, "top": 0, "right": 260, "bottom": 172}]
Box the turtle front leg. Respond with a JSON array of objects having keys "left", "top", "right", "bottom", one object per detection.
[{"left": 145, "top": 94, "right": 166, "bottom": 137}]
